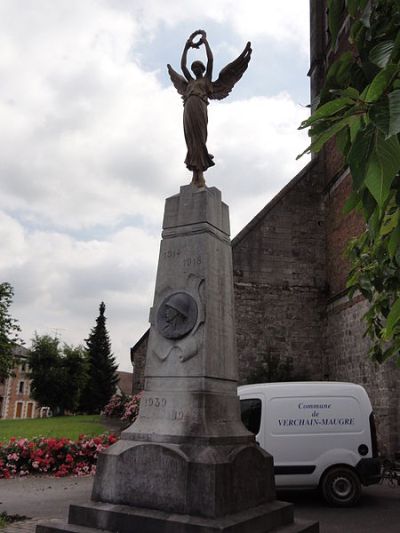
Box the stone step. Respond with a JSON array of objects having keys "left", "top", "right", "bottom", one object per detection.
[
  {"left": 36, "top": 519, "right": 111, "bottom": 533},
  {"left": 33, "top": 499, "right": 318, "bottom": 533},
  {"left": 70, "top": 500, "right": 294, "bottom": 532},
  {"left": 36, "top": 515, "right": 318, "bottom": 533},
  {"left": 271, "top": 518, "right": 319, "bottom": 533}
]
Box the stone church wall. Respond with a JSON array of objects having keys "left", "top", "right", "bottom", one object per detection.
[
  {"left": 232, "top": 161, "right": 326, "bottom": 384},
  {"left": 131, "top": 330, "right": 148, "bottom": 394}
]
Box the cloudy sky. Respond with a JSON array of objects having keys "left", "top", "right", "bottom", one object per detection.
[{"left": 0, "top": 0, "right": 311, "bottom": 372}]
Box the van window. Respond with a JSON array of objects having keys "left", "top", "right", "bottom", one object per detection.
[{"left": 240, "top": 398, "right": 262, "bottom": 434}]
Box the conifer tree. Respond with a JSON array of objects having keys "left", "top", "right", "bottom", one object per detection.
[{"left": 80, "top": 302, "right": 118, "bottom": 413}]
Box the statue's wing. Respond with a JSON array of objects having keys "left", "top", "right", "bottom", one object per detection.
[
  {"left": 210, "top": 42, "right": 252, "bottom": 100},
  {"left": 167, "top": 64, "right": 188, "bottom": 96}
]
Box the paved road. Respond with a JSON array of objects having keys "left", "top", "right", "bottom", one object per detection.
[
  {"left": 0, "top": 475, "right": 93, "bottom": 528},
  {"left": 278, "top": 482, "right": 400, "bottom": 533},
  {"left": 0, "top": 476, "right": 399, "bottom": 532}
]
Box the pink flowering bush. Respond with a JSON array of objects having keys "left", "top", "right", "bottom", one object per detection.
[
  {"left": 121, "top": 394, "right": 142, "bottom": 423},
  {"left": 102, "top": 394, "right": 126, "bottom": 418},
  {"left": 0, "top": 433, "right": 118, "bottom": 479},
  {"left": 103, "top": 393, "right": 142, "bottom": 424}
]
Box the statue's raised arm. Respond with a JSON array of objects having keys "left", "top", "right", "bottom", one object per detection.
[{"left": 167, "top": 31, "right": 252, "bottom": 188}]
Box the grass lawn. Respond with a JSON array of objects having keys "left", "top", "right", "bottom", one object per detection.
[{"left": 0, "top": 415, "right": 108, "bottom": 442}]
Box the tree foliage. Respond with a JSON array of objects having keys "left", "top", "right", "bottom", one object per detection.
[
  {"left": 299, "top": 0, "right": 400, "bottom": 364},
  {"left": 28, "top": 334, "right": 88, "bottom": 415},
  {"left": 0, "top": 283, "right": 22, "bottom": 380},
  {"left": 80, "top": 302, "right": 118, "bottom": 414}
]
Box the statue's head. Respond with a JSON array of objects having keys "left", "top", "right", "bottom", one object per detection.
[{"left": 191, "top": 60, "right": 206, "bottom": 77}]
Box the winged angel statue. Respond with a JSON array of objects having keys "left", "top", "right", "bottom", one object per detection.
[{"left": 167, "top": 30, "right": 252, "bottom": 187}]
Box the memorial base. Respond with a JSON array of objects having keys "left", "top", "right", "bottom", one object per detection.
[
  {"left": 36, "top": 184, "right": 318, "bottom": 533},
  {"left": 37, "top": 500, "right": 318, "bottom": 533}
]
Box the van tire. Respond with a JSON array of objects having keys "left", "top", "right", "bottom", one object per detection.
[{"left": 320, "top": 466, "right": 361, "bottom": 507}]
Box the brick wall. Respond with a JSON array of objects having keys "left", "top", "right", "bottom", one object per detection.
[
  {"left": 325, "top": 172, "right": 365, "bottom": 297},
  {"left": 326, "top": 296, "right": 400, "bottom": 455}
]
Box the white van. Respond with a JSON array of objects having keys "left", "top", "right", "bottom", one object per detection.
[{"left": 238, "top": 382, "right": 381, "bottom": 506}]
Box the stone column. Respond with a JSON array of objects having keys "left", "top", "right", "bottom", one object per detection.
[{"left": 92, "top": 185, "right": 276, "bottom": 520}]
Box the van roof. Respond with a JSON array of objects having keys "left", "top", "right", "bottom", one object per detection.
[{"left": 238, "top": 381, "right": 366, "bottom": 393}]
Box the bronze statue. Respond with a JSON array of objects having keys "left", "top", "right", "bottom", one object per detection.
[{"left": 167, "top": 30, "right": 252, "bottom": 187}]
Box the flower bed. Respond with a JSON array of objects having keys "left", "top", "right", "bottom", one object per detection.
[{"left": 0, "top": 433, "right": 118, "bottom": 479}]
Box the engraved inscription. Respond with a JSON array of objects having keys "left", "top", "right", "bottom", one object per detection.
[
  {"left": 140, "top": 404, "right": 185, "bottom": 422},
  {"left": 183, "top": 256, "right": 202, "bottom": 268},
  {"left": 163, "top": 249, "right": 181, "bottom": 260},
  {"left": 144, "top": 397, "right": 167, "bottom": 408}
]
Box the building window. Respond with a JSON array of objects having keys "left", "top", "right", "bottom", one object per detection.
[
  {"left": 19, "top": 381, "right": 24, "bottom": 394},
  {"left": 21, "top": 363, "right": 26, "bottom": 372}
]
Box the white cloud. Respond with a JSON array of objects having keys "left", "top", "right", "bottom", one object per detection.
[
  {"left": 209, "top": 93, "right": 309, "bottom": 234},
  {"left": 113, "top": 0, "right": 309, "bottom": 54},
  {"left": 3, "top": 221, "right": 159, "bottom": 370}
]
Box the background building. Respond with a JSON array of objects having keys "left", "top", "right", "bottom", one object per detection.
[{"left": 0, "top": 346, "right": 41, "bottom": 419}]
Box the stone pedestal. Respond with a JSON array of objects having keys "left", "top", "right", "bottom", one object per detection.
[{"left": 37, "top": 185, "right": 318, "bottom": 533}]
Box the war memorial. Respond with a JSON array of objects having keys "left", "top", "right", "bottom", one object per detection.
[{"left": 37, "top": 31, "right": 318, "bottom": 533}]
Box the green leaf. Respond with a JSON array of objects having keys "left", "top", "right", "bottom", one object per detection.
[
  {"left": 364, "top": 65, "right": 399, "bottom": 103},
  {"left": 367, "top": 207, "right": 380, "bottom": 233},
  {"left": 350, "top": 19, "right": 365, "bottom": 45},
  {"left": 349, "top": 114, "right": 363, "bottom": 142},
  {"left": 326, "top": 52, "right": 353, "bottom": 85},
  {"left": 336, "top": 125, "right": 351, "bottom": 155},
  {"left": 364, "top": 131, "right": 400, "bottom": 208},
  {"left": 330, "top": 87, "right": 360, "bottom": 99},
  {"left": 380, "top": 210, "right": 400, "bottom": 236},
  {"left": 346, "top": 0, "right": 358, "bottom": 18},
  {"left": 297, "top": 116, "right": 355, "bottom": 159},
  {"left": 299, "top": 97, "right": 354, "bottom": 129},
  {"left": 361, "top": 189, "right": 378, "bottom": 220},
  {"left": 369, "top": 41, "right": 395, "bottom": 68},
  {"left": 390, "top": 26, "right": 400, "bottom": 63},
  {"left": 360, "top": 1, "right": 372, "bottom": 28},
  {"left": 388, "top": 90, "right": 400, "bottom": 136},
  {"left": 370, "top": 90, "right": 400, "bottom": 138},
  {"left": 385, "top": 296, "right": 400, "bottom": 337},
  {"left": 348, "top": 124, "right": 376, "bottom": 189},
  {"left": 381, "top": 345, "right": 399, "bottom": 363},
  {"left": 343, "top": 190, "right": 362, "bottom": 214},
  {"left": 388, "top": 224, "right": 400, "bottom": 257},
  {"left": 370, "top": 96, "right": 390, "bottom": 135}
]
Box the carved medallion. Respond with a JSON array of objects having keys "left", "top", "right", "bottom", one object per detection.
[{"left": 156, "top": 292, "right": 198, "bottom": 339}]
